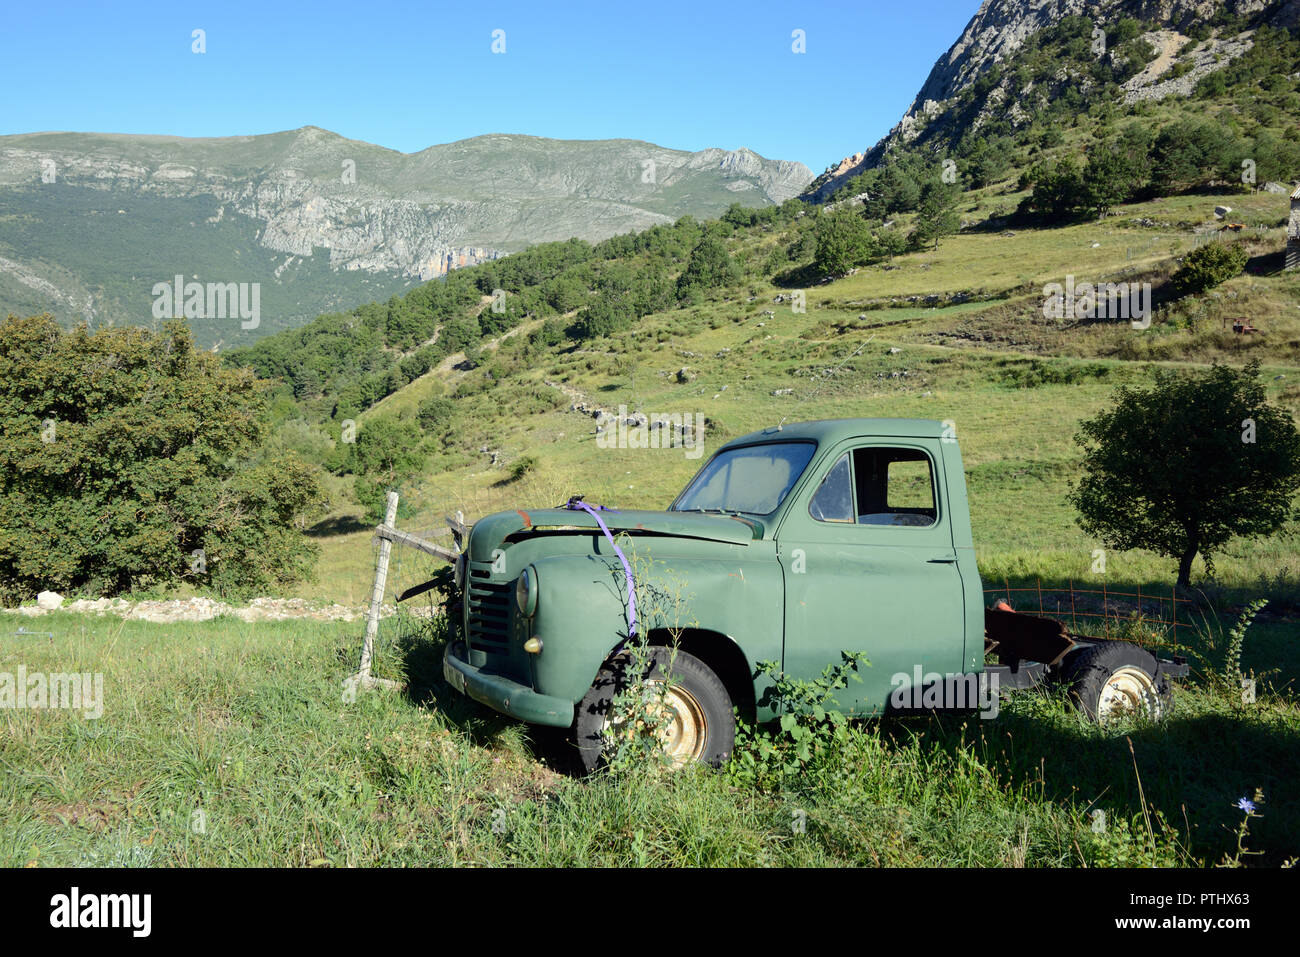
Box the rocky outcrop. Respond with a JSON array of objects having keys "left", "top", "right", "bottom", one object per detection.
[
  {"left": 803, "top": 0, "right": 1298, "bottom": 201},
  {"left": 1119, "top": 28, "right": 1257, "bottom": 102}
]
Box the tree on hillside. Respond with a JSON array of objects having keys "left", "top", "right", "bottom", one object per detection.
[
  {"left": 440, "top": 317, "right": 482, "bottom": 355},
  {"left": 813, "top": 208, "right": 880, "bottom": 277},
  {"left": 1248, "top": 130, "right": 1300, "bottom": 185},
  {"left": 1150, "top": 119, "right": 1237, "bottom": 193},
  {"left": 1068, "top": 362, "right": 1300, "bottom": 588},
  {"left": 1024, "top": 156, "right": 1086, "bottom": 219},
  {"left": 571, "top": 291, "right": 632, "bottom": 339},
  {"left": 855, "top": 160, "right": 928, "bottom": 219},
  {"left": 1082, "top": 131, "right": 1150, "bottom": 215},
  {"left": 346, "top": 414, "right": 426, "bottom": 523},
  {"left": 910, "top": 180, "right": 961, "bottom": 250},
  {"left": 0, "top": 315, "right": 326, "bottom": 600},
  {"left": 675, "top": 233, "right": 741, "bottom": 302},
  {"left": 964, "top": 141, "right": 1013, "bottom": 189},
  {"left": 876, "top": 226, "right": 908, "bottom": 262}
]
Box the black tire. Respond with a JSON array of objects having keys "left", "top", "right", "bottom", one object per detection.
[
  {"left": 571, "top": 646, "right": 735, "bottom": 774},
  {"left": 1064, "top": 641, "right": 1172, "bottom": 723}
]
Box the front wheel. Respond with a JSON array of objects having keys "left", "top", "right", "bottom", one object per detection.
[
  {"left": 571, "top": 646, "right": 735, "bottom": 774},
  {"left": 1064, "top": 641, "right": 1172, "bottom": 723}
]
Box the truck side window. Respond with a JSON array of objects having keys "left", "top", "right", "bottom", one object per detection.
[
  {"left": 853, "top": 447, "right": 937, "bottom": 527},
  {"left": 808, "top": 453, "right": 854, "bottom": 523}
]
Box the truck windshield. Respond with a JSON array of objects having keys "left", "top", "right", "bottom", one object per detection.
[{"left": 671, "top": 441, "right": 817, "bottom": 516}]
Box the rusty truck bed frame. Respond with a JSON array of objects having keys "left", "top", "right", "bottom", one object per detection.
[{"left": 983, "top": 607, "right": 1190, "bottom": 690}]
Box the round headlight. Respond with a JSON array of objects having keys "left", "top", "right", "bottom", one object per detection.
[{"left": 516, "top": 566, "right": 538, "bottom": 617}]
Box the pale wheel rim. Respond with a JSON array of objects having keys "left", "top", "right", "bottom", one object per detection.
[
  {"left": 604, "top": 679, "right": 708, "bottom": 768},
  {"left": 1097, "top": 666, "right": 1158, "bottom": 722},
  {"left": 654, "top": 683, "right": 708, "bottom": 767}
]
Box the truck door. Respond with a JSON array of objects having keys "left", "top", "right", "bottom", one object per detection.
[{"left": 776, "top": 440, "right": 966, "bottom": 715}]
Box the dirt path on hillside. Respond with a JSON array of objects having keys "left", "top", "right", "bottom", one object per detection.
[{"left": 1131, "top": 30, "right": 1185, "bottom": 85}]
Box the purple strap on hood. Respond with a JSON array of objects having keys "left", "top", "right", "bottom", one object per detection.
[{"left": 563, "top": 497, "right": 637, "bottom": 639}]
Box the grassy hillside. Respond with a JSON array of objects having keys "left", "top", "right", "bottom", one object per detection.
[
  {"left": 260, "top": 184, "right": 1298, "bottom": 607},
  {"left": 209, "top": 17, "right": 1300, "bottom": 616}
]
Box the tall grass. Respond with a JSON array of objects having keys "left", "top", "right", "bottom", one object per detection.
[{"left": 2, "top": 610, "right": 1294, "bottom": 866}]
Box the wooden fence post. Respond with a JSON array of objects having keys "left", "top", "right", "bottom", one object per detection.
[
  {"left": 351, "top": 490, "right": 402, "bottom": 692},
  {"left": 347, "top": 495, "right": 469, "bottom": 696}
]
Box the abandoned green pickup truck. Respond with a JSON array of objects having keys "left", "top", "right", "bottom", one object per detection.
[{"left": 441, "top": 418, "right": 1187, "bottom": 771}]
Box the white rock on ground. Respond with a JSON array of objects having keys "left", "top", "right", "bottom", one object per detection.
[{"left": 2, "top": 596, "right": 410, "bottom": 623}]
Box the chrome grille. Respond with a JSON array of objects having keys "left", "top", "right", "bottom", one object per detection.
[{"left": 466, "top": 569, "right": 512, "bottom": 654}]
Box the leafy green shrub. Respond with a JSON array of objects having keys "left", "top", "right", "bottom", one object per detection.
[
  {"left": 416, "top": 396, "right": 456, "bottom": 434},
  {"left": 813, "top": 208, "right": 879, "bottom": 277},
  {"left": 728, "top": 651, "right": 867, "bottom": 791},
  {"left": 1172, "top": 241, "right": 1249, "bottom": 295},
  {"left": 347, "top": 414, "right": 425, "bottom": 522},
  {"left": 998, "top": 359, "right": 1112, "bottom": 389},
  {"left": 0, "top": 315, "right": 326, "bottom": 600},
  {"left": 507, "top": 455, "right": 537, "bottom": 482}
]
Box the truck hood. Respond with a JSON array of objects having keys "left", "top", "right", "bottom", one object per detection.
[{"left": 468, "top": 507, "right": 762, "bottom": 562}]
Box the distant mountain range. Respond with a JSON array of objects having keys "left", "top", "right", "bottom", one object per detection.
[{"left": 0, "top": 127, "right": 812, "bottom": 345}]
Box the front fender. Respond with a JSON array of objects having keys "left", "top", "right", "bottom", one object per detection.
[{"left": 529, "top": 541, "right": 784, "bottom": 707}]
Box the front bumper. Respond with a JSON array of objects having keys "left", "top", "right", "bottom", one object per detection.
[{"left": 442, "top": 640, "right": 574, "bottom": 728}]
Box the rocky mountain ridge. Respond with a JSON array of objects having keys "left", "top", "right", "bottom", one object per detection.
[{"left": 804, "top": 0, "right": 1300, "bottom": 201}]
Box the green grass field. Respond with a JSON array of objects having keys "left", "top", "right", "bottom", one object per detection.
[{"left": 2, "top": 611, "right": 1295, "bottom": 867}]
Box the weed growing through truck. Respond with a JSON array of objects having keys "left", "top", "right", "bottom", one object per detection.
[
  {"left": 728, "top": 651, "right": 867, "bottom": 792},
  {"left": 600, "top": 542, "right": 698, "bottom": 773}
]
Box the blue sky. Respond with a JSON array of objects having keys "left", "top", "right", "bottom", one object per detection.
[{"left": 1, "top": 0, "right": 980, "bottom": 173}]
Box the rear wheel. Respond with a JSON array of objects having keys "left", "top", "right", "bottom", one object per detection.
[
  {"left": 571, "top": 646, "right": 735, "bottom": 774},
  {"left": 1064, "top": 641, "right": 1172, "bottom": 723}
]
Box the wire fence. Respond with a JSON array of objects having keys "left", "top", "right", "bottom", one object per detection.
[{"left": 984, "top": 578, "right": 1195, "bottom": 652}]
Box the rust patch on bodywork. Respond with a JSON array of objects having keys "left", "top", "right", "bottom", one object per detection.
[{"left": 516, "top": 510, "right": 532, "bottom": 528}]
